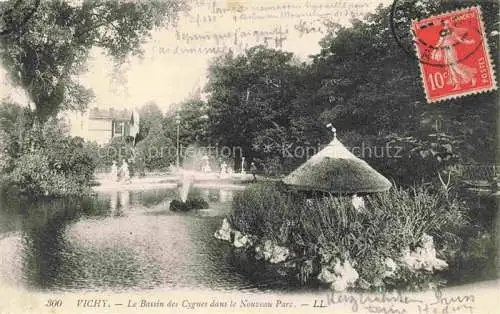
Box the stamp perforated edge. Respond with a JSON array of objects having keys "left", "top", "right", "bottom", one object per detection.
[{"left": 411, "top": 5, "right": 498, "bottom": 104}]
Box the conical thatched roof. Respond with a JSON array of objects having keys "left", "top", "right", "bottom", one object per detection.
[{"left": 283, "top": 137, "right": 391, "bottom": 194}]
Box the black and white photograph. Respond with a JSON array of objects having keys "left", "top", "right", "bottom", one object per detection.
[{"left": 0, "top": 0, "right": 498, "bottom": 313}]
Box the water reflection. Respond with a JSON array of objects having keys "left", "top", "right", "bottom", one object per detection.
[
  {"left": 2, "top": 187, "right": 496, "bottom": 292},
  {"left": 219, "top": 189, "right": 233, "bottom": 203},
  {"left": 22, "top": 202, "right": 78, "bottom": 289},
  {"left": 107, "top": 191, "right": 130, "bottom": 216},
  {"left": 1, "top": 198, "right": 111, "bottom": 289},
  {"left": 0, "top": 187, "right": 290, "bottom": 292}
]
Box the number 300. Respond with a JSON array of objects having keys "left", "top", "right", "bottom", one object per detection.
[{"left": 45, "top": 299, "right": 62, "bottom": 307}]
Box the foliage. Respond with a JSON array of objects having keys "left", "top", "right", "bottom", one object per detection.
[
  {"left": 7, "top": 152, "right": 90, "bottom": 197},
  {"left": 442, "top": 226, "right": 498, "bottom": 285},
  {"left": 0, "top": 0, "right": 186, "bottom": 122},
  {"left": 205, "top": 46, "right": 328, "bottom": 170},
  {"left": 311, "top": 0, "right": 498, "bottom": 177},
  {"left": 363, "top": 131, "right": 463, "bottom": 187},
  {"left": 132, "top": 99, "right": 211, "bottom": 170},
  {"left": 441, "top": 190, "right": 499, "bottom": 284},
  {"left": 134, "top": 126, "right": 175, "bottom": 171},
  {"left": 0, "top": 0, "right": 187, "bottom": 191},
  {"left": 201, "top": 0, "right": 498, "bottom": 183},
  {"left": 101, "top": 136, "right": 135, "bottom": 166},
  {"left": 259, "top": 156, "right": 284, "bottom": 177},
  {"left": 3, "top": 117, "right": 97, "bottom": 198},
  {"left": 133, "top": 100, "right": 214, "bottom": 171},
  {"left": 164, "top": 99, "right": 210, "bottom": 145},
  {"left": 231, "top": 182, "right": 293, "bottom": 238},
  {"left": 83, "top": 140, "right": 104, "bottom": 170},
  {"left": 230, "top": 183, "right": 469, "bottom": 290},
  {"left": 136, "top": 101, "right": 164, "bottom": 143},
  {"left": 138, "top": 136, "right": 175, "bottom": 171},
  {"left": 0, "top": 101, "right": 33, "bottom": 171}
]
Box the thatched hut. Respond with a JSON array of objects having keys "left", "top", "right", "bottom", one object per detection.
[{"left": 283, "top": 127, "right": 391, "bottom": 208}]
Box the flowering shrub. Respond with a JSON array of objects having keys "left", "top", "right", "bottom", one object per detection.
[
  {"left": 254, "top": 240, "right": 290, "bottom": 263},
  {"left": 2, "top": 118, "right": 97, "bottom": 198},
  {"left": 400, "top": 234, "right": 448, "bottom": 272},
  {"left": 222, "top": 182, "right": 469, "bottom": 291},
  {"left": 7, "top": 152, "right": 91, "bottom": 197},
  {"left": 318, "top": 258, "right": 359, "bottom": 291}
]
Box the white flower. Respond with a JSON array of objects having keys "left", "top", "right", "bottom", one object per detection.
[
  {"left": 421, "top": 234, "right": 435, "bottom": 251},
  {"left": 235, "top": 233, "right": 254, "bottom": 248},
  {"left": 432, "top": 258, "right": 448, "bottom": 271},
  {"left": 372, "top": 277, "right": 384, "bottom": 287},
  {"left": 317, "top": 268, "right": 335, "bottom": 283},
  {"left": 385, "top": 257, "right": 398, "bottom": 270},
  {"left": 340, "top": 260, "right": 359, "bottom": 283},
  {"left": 401, "top": 247, "right": 418, "bottom": 269},
  {"left": 332, "top": 279, "right": 349, "bottom": 292},
  {"left": 352, "top": 194, "right": 365, "bottom": 211},
  {"left": 400, "top": 234, "right": 448, "bottom": 272},
  {"left": 255, "top": 240, "right": 290, "bottom": 263},
  {"left": 269, "top": 245, "right": 289, "bottom": 263},
  {"left": 262, "top": 240, "right": 273, "bottom": 260},
  {"left": 254, "top": 245, "right": 264, "bottom": 260},
  {"left": 323, "top": 258, "right": 359, "bottom": 291},
  {"left": 214, "top": 218, "right": 232, "bottom": 241},
  {"left": 232, "top": 231, "right": 244, "bottom": 248},
  {"left": 383, "top": 257, "right": 398, "bottom": 277}
]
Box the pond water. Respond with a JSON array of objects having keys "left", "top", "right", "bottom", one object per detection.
[
  {"left": 0, "top": 186, "right": 292, "bottom": 292},
  {"left": 0, "top": 186, "right": 497, "bottom": 292}
]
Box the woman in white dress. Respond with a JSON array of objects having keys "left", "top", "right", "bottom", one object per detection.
[
  {"left": 110, "top": 160, "right": 118, "bottom": 181},
  {"left": 120, "top": 159, "right": 131, "bottom": 183}
]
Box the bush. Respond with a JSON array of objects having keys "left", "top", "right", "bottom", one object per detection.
[
  {"left": 2, "top": 118, "right": 97, "bottom": 198},
  {"left": 231, "top": 182, "right": 294, "bottom": 238},
  {"left": 229, "top": 182, "right": 469, "bottom": 290},
  {"left": 7, "top": 152, "right": 92, "bottom": 198}
]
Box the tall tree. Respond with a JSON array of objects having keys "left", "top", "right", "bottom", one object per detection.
[
  {"left": 136, "top": 100, "right": 163, "bottom": 142},
  {"left": 205, "top": 46, "right": 326, "bottom": 169},
  {"left": 0, "top": 0, "right": 186, "bottom": 122},
  {"left": 169, "top": 99, "right": 210, "bottom": 145},
  {"left": 0, "top": 100, "right": 32, "bottom": 170},
  {"left": 310, "top": 0, "right": 499, "bottom": 184}
]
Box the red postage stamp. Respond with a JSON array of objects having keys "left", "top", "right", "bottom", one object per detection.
[{"left": 411, "top": 6, "right": 497, "bottom": 103}]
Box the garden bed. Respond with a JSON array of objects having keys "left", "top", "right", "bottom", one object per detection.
[{"left": 214, "top": 182, "right": 486, "bottom": 291}]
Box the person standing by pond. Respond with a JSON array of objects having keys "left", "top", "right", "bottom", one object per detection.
[
  {"left": 120, "top": 159, "right": 131, "bottom": 184},
  {"left": 110, "top": 160, "right": 118, "bottom": 181},
  {"left": 250, "top": 162, "right": 258, "bottom": 182}
]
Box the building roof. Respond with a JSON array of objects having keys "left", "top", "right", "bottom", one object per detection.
[
  {"left": 88, "top": 107, "right": 132, "bottom": 121},
  {"left": 283, "top": 137, "right": 392, "bottom": 194}
]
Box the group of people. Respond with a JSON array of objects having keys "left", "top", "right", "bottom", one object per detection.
[
  {"left": 107, "top": 157, "right": 258, "bottom": 182},
  {"left": 220, "top": 160, "right": 258, "bottom": 181},
  {"left": 201, "top": 156, "right": 258, "bottom": 181},
  {"left": 110, "top": 159, "right": 131, "bottom": 183}
]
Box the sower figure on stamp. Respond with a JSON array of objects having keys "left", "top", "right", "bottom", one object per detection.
[{"left": 431, "top": 20, "right": 477, "bottom": 90}]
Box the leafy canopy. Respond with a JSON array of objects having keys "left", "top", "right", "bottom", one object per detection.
[{"left": 0, "top": 0, "right": 186, "bottom": 121}]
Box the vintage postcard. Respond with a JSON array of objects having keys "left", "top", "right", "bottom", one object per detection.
[{"left": 0, "top": 0, "right": 498, "bottom": 313}]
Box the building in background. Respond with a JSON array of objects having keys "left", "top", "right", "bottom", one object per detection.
[{"left": 67, "top": 107, "right": 140, "bottom": 145}]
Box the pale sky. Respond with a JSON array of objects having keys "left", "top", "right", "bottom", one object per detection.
[{"left": 0, "top": 0, "right": 389, "bottom": 113}]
